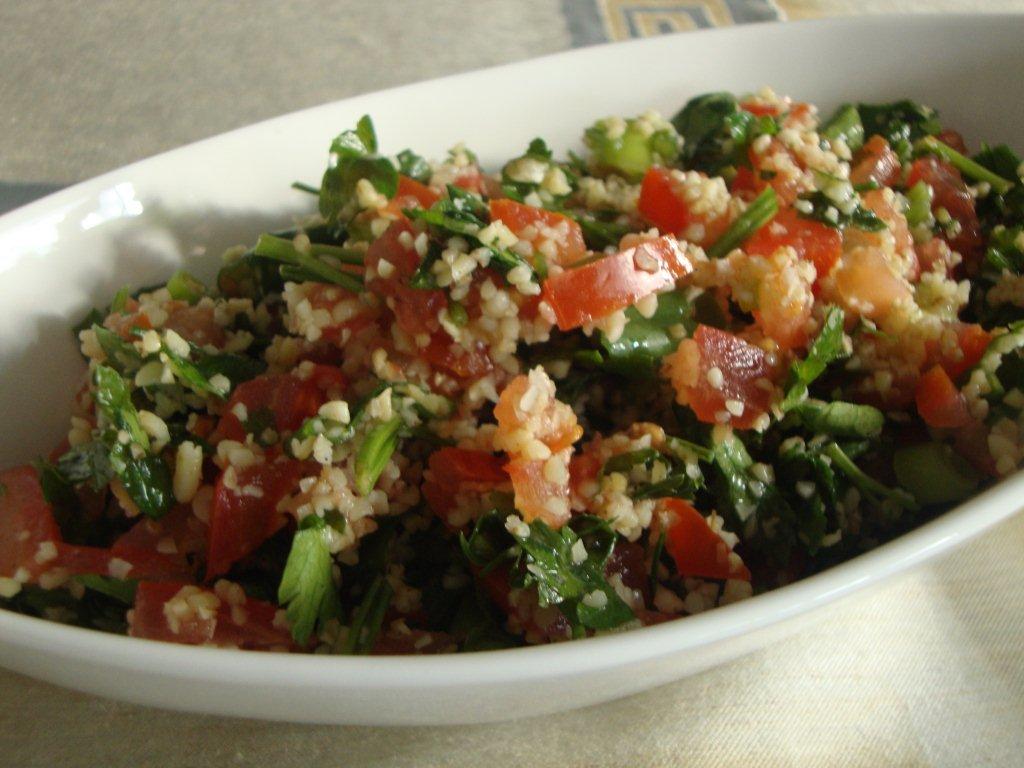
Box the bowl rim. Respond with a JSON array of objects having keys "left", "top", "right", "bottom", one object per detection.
[{"left": 1, "top": 11, "right": 1023, "bottom": 689}]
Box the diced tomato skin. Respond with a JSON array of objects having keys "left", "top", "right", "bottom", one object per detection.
[
  {"left": 128, "top": 581, "right": 296, "bottom": 650},
  {"left": 430, "top": 448, "right": 509, "bottom": 485},
  {"left": 745, "top": 208, "right": 842, "bottom": 287},
  {"left": 542, "top": 236, "right": 693, "bottom": 331},
  {"left": 206, "top": 460, "right": 307, "bottom": 579},
  {"left": 850, "top": 135, "right": 901, "bottom": 188},
  {"left": 661, "top": 498, "right": 750, "bottom": 581},
  {"left": 494, "top": 374, "right": 582, "bottom": 454},
  {"left": 671, "top": 326, "right": 776, "bottom": 430},
  {"left": 489, "top": 199, "right": 586, "bottom": 266},
  {"left": 739, "top": 101, "right": 779, "bottom": 118},
  {"left": 906, "top": 158, "right": 984, "bottom": 263},
  {"left": 452, "top": 166, "right": 485, "bottom": 194},
  {"left": 386, "top": 175, "right": 440, "bottom": 216},
  {"left": 833, "top": 247, "right": 913, "bottom": 322},
  {"left": 505, "top": 459, "right": 570, "bottom": 528},
  {"left": 421, "top": 333, "right": 493, "bottom": 380},
  {"left": 214, "top": 374, "right": 324, "bottom": 443},
  {"left": 637, "top": 167, "right": 730, "bottom": 246},
  {"left": 422, "top": 448, "right": 508, "bottom": 519},
  {"left": 569, "top": 452, "right": 602, "bottom": 498},
  {"left": 731, "top": 166, "right": 762, "bottom": 200},
  {"left": 951, "top": 324, "right": 991, "bottom": 380},
  {"left": 365, "top": 219, "right": 421, "bottom": 288},
  {"left": 936, "top": 129, "right": 968, "bottom": 154},
  {"left": 165, "top": 303, "right": 226, "bottom": 349},
  {"left": 916, "top": 365, "right": 971, "bottom": 429},
  {"left": 924, "top": 323, "right": 992, "bottom": 383},
  {"left": 0, "top": 466, "right": 61, "bottom": 580},
  {"left": 109, "top": 505, "right": 205, "bottom": 581},
  {"left": 638, "top": 167, "right": 692, "bottom": 233}
]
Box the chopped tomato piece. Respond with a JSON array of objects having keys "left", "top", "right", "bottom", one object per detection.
[
  {"left": 214, "top": 374, "right": 324, "bottom": 443},
  {"left": 664, "top": 325, "right": 775, "bottom": 430},
  {"left": 907, "top": 157, "right": 984, "bottom": 263},
  {"left": 0, "top": 466, "right": 60, "bottom": 580},
  {"left": 421, "top": 333, "right": 493, "bottom": 380},
  {"left": 569, "top": 451, "right": 602, "bottom": 499},
  {"left": 422, "top": 448, "right": 508, "bottom": 518},
  {"left": 165, "top": 303, "right": 226, "bottom": 349},
  {"left": 660, "top": 498, "right": 750, "bottom": 581},
  {"left": 109, "top": 505, "right": 205, "bottom": 581},
  {"left": 384, "top": 175, "right": 440, "bottom": 219},
  {"left": 745, "top": 207, "right": 842, "bottom": 286},
  {"left": 730, "top": 166, "right": 761, "bottom": 200},
  {"left": 637, "top": 167, "right": 730, "bottom": 246},
  {"left": 833, "top": 247, "right": 912, "bottom": 322},
  {"left": 128, "top": 581, "right": 296, "bottom": 650},
  {"left": 936, "top": 129, "right": 968, "bottom": 154},
  {"left": 489, "top": 199, "right": 586, "bottom": 266},
  {"left": 915, "top": 365, "right": 971, "bottom": 429},
  {"left": 506, "top": 458, "right": 570, "bottom": 528},
  {"left": 850, "top": 135, "right": 901, "bottom": 188},
  {"left": 542, "top": 235, "right": 693, "bottom": 331},
  {"left": 206, "top": 459, "right": 307, "bottom": 578},
  {"left": 365, "top": 219, "right": 421, "bottom": 289},
  {"left": 738, "top": 101, "right": 779, "bottom": 118},
  {"left": 452, "top": 166, "right": 485, "bottom": 194},
  {"left": 495, "top": 371, "right": 582, "bottom": 453},
  {"left": 949, "top": 324, "right": 992, "bottom": 380}
]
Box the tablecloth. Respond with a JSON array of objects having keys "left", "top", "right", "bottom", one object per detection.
[{"left": 1, "top": 2, "right": 1023, "bottom": 766}]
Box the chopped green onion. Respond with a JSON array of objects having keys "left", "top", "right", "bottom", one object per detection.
[
  {"left": 706, "top": 187, "right": 778, "bottom": 259},
  {"left": 166, "top": 270, "right": 206, "bottom": 303},
  {"left": 893, "top": 443, "right": 979, "bottom": 506},
  {"left": 915, "top": 136, "right": 1014, "bottom": 194},
  {"left": 820, "top": 104, "right": 864, "bottom": 152},
  {"left": 355, "top": 416, "right": 403, "bottom": 496},
  {"left": 904, "top": 180, "right": 934, "bottom": 227},
  {"left": 253, "top": 234, "right": 363, "bottom": 292}
]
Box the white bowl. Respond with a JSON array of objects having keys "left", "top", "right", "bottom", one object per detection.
[{"left": 1, "top": 14, "right": 1022, "bottom": 725}]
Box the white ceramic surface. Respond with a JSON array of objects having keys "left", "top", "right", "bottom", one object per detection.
[{"left": 1, "top": 15, "right": 1022, "bottom": 725}]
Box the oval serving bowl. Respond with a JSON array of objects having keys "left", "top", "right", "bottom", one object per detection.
[{"left": 1, "top": 14, "right": 1023, "bottom": 725}]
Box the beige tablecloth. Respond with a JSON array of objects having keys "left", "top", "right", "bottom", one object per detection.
[{"left": 1, "top": 2, "right": 1023, "bottom": 766}]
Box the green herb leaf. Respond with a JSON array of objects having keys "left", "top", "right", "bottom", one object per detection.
[
  {"left": 75, "top": 574, "right": 138, "bottom": 604},
  {"left": 319, "top": 115, "right": 399, "bottom": 223},
  {"left": 789, "top": 400, "right": 885, "bottom": 438},
  {"left": 783, "top": 305, "right": 847, "bottom": 408},
  {"left": 396, "top": 148, "right": 431, "bottom": 183},
  {"left": 278, "top": 515, "right": 339, "bottom": 645},
  {"left": 516, "top": 518, "right": 634, "bottom": 631},
  {"left": 93, "top": 365, "right": 149, "bottom": 448},
  {"left": 857, "top": 100, "right": 940, "bottom": 161},
  {"left": 355, "top": 415, "right": 403, "bottom": 496},
  {"left": 119, "top": 453, "right": 174, "bottom": 519},
  {"left": 91, "top": 324, "right": 143, "bottom": 375},
  {"left": 55, "top": 442, "right": 114, "bottom": 491}
]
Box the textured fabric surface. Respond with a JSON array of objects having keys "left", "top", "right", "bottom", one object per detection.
[{"left": 1, "top": 2, "right": 1023, "bottom": 766}]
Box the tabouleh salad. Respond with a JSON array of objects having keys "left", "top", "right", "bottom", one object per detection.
[{"left": 2, "top": 87, "right": 1023, "bottom": 654}]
